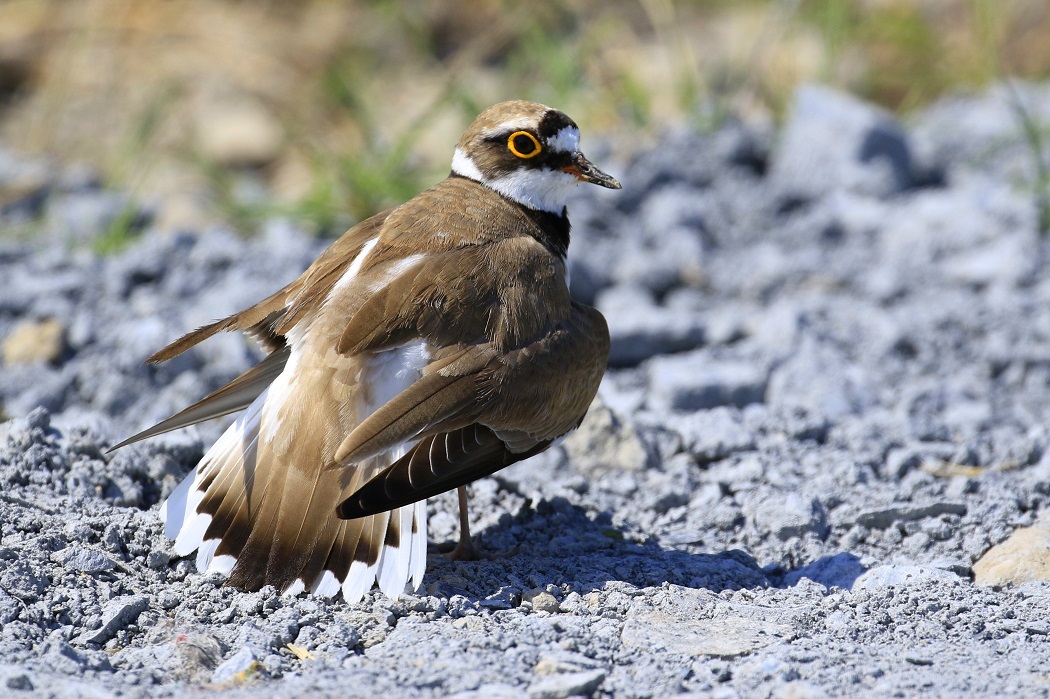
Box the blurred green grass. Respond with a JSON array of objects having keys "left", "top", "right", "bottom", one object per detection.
[{"left": 0, "top": 0, "right": 1048, "bottom": 243}]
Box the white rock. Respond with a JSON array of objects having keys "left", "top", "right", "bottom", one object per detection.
[{"left": 527, "top": 669, "right": 606, "bottom": 699}]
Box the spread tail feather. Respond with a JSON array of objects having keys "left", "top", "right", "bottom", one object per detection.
[{"left": 160, "top": 384, "right": 428, "bottom": 603}]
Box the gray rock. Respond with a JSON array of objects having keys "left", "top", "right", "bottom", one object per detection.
[
  {"left": 622, "top": 586, "right": 793, "bottom": 658},
  {"left": 750, "top": 493, "right": 828, "bottom": 541},
  {"left": 145, "top": 550, "right": 170, "bottom": 569},
  {"left": 781, "top": 552, "right": 867, "bottom": 590},
  {"left": 854, "top": 502, "right": 967, "bottom": 530},
  {"left": 911, "top": 82, "right": 1050, "bottom": 182},
  {"left": 639, "top": 185, "right": 710, "bottom": 243},
  {"left": 53, "top": 546, "right": 116, "bottom": 574},
  {"left": 211, "top": 646, "right": 261, "bottom": 684},
  {"left": 38, "top": 641, "right": 89, "bottom": 675},
  {"left": 647, "top": 351, "right": 767, "bottom": 411},
  {"left": 0, "top": 146, "right": 52, "bottom": 213},
  {"left": 527, "top": 669, "right": 606, "bottom": 699},
  {"left": 597, "top": 285, "right": 706, "bottom": 366},
  {"left": 614, "top": 229, "right": 705, "bottom": 296},
  {"left": 943, "top": 234, "right": 1036, "bottom": 288},
  {"left": 0, "top": 590, "right": 20, "bottom": 624},
  {"left": 621, "top": 615, "right": 789, "bottom": 658},
  {"left": 661, "top": 407, "right": 757, "bottom": 463},
  {"left": 450, "top": 684, "right": 528, "bottom": 699},
  {"left": 563, "top": 395, "right": 653, "bottom": 474},
  {"left": 479, "top": 586, "right": 520, "bottom": 610},
  {"left": 4, "top": 671, "right": 33, "bottom": 691},
  {"left": 772, "top": 84, "right": 914, "bottom": 201},
  {"left": 766, "top": 341, "right": 876, "bottom": 420},
  {"left": 44, "top": 191, "right": 140, "bottom": 243},
  {"left": 77, "top": 595, "right": 148, "bottom": 645},
  {"left": 853, "top": 564, "right": 962, "bottom": 590}
]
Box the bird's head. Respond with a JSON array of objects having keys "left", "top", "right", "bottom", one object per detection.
[{"left": 451, "top": 100, "right": 621, "bottom": 214}]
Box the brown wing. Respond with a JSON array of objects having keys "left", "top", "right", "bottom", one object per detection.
[
  {"left": 337, "top": 424, "right": 551, "bottom": 518},
  {"left": 111, "top": 211, "right": 395, "bottom": 452},
  {"left": 335, "top": 301, "right": 610, "bottom": 518}
]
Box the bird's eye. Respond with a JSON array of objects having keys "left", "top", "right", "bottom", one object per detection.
[{"left": 507, "top": 131, "right": 541, "bottom": 159}]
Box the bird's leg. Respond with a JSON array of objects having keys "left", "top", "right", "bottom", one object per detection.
[
  {"left": 445, "top": 485, "right": 518, "bottom": 561},
  {"left": 447, "top": 486, "right": 477, "bottom": 560}
]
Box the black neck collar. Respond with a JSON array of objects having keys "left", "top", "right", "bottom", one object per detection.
[{"left": 515, "top": 203, "right": 570, "bottom": 259}]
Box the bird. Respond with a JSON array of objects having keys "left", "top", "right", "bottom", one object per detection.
[{"left": 112, "top": 100, "right": 621, "bottom": 603}]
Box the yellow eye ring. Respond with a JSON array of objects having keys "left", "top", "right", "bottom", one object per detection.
[{"left": 507, "top": 131, "right": 542, "bottom": 159}]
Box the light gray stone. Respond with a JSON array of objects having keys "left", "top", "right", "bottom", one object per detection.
[
  {"left": 53, "top": 546, "right": 115, "bottom": 574},
  {"left": 564, "top": 395, "right": 653, "bottom": 474},
  {"left": 76, "top": 596, "right": 148, "bottom": 645},
  {"left": 647, "top": 351, "right": 767, "bottom": 411},
  {"left": 622, "top": 615, "right": 790, "bottom": 658},
  {"left": 766, "top": 341, "right": 876, "bottom": 420},
  {"left": 527, "top": 669, "right": 606, "bottom": 699},
  {"left": 772, "top": 84, "right": 914, "bottom": 201},
  {"left": 211, "top": 646, "right": 261, "bottom": 685},
  {"left": 750, "top": 493, "right": 828, "bottom": 541},
  {"left": 450, "top": 684, "right": 528, "bottom": 699},
  {"left": 597, "top": 285, "right": 706, "bottom": 366},
  {"left": 853, "top": 564, "right": 961, "bottom": 590},
  {"left": 662, "top": 407, "right": 756, "bottom": 463},
  {"left": 855, "top": 502, "right": 968, "bottom": 530}
]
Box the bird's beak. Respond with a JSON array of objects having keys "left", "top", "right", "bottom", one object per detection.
[{"left": 562, "top": 152, "right": 621, "bottom": 189}]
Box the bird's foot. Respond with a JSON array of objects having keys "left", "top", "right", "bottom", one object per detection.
[{"left": 442, "top": 537, "right": 519, "bottom": 561}]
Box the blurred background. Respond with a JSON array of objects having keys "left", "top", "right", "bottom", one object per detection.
[{"left": 1, "top": 0, "right": 1049, "bottom": 243}]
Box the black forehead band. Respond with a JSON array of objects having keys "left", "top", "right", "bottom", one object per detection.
[{"left": 538, "top": 110, "right": 577, "bottom": 139}]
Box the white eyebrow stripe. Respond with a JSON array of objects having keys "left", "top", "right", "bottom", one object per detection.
[
  {"left": 547, "top": 126, "right": 580, "bottom": 154},
  {"left": 483, "top": 117, "right": 535, "bottom": 137}
]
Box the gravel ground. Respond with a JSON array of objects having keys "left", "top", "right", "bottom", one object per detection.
[{"left": 3, "top": 83, "right": 1050, "bottom": 697}]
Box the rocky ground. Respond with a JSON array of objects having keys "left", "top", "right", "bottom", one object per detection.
[{"left": 3, "top": 83, "right": 1050, "bottom": 697}]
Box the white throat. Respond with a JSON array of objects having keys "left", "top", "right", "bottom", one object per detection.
[{"left": 451, "top": 147, "right": 579, "bottom": 214}]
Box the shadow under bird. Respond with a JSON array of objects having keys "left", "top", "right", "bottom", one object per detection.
[{"left": 112, "top": 100, "right": 622, "bottom": 602}]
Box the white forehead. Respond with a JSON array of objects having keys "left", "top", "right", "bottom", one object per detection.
[{"left": 547, "top": 126, "right": 580, "bottom": 154}]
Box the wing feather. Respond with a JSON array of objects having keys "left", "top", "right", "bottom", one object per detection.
[
  {"left": 333, "top": 365, "right": 484, "bottom": 464},
  {"left": 336, "top": 301, "right": 608, "bottom": 517},
  {"left": 337, "top": 424, "right": 549, "bottom": 518}
]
